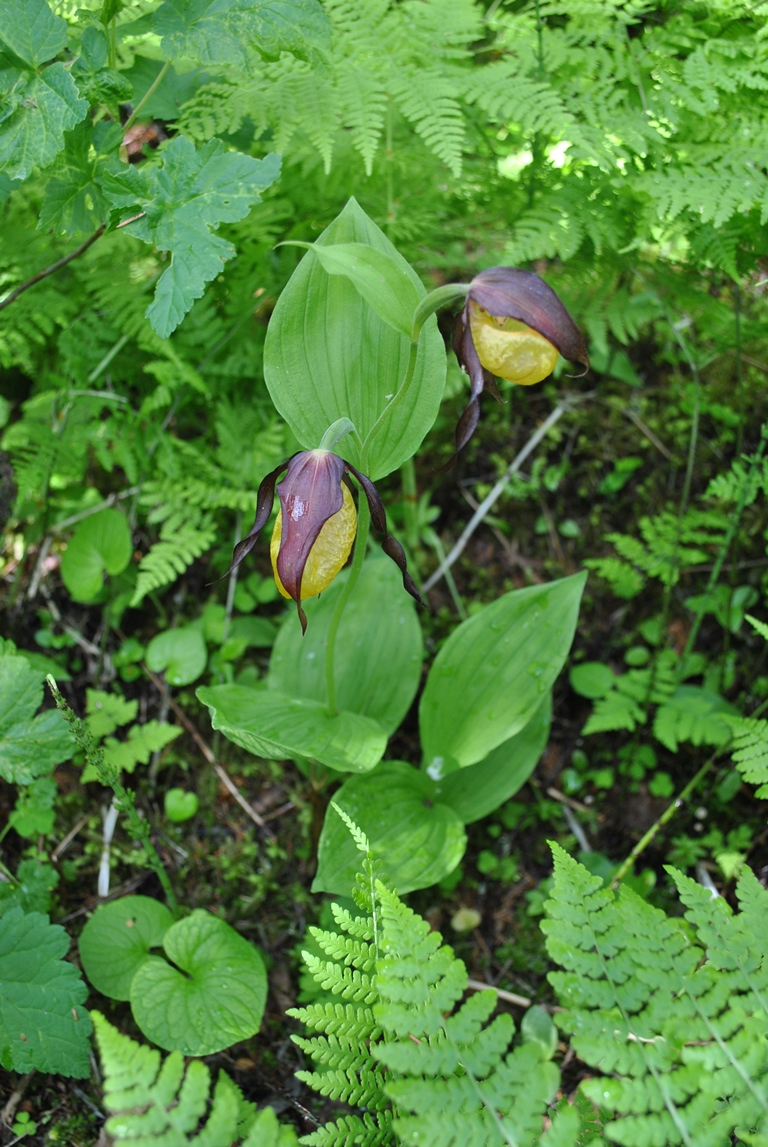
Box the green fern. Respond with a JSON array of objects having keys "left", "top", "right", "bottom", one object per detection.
[
  {"left": 131, "top": 503, "right": 217, "bottom": 607},
  {"left": 543, "top": 844, "right": 768, "bottom": 1147},
  {"left": 727, "top": 715, "right": 768, "bottom": 798},
  {"left": 92, "top": 1011, "right": 298, "bottom": 1145}
]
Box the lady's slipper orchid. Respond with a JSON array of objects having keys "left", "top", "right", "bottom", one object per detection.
[
  {"left": 451, "top": 267, "right": 589, "bottom": 460},
  {"left": 229, "top": 450, "right": 423, "bottom": 632}
]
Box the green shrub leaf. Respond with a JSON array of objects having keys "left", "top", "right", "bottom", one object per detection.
[
  {"left": 60, "top": 508, "right": 132, "bottom": 602},
  {"left": 79, "top": 895, "right": 175, "bottom": 1001},
  {"left": 0, "top": 907, "right": 92, "bottom": 1076},
  {"left": 420, "top": 573, "right": 586, "bottom": 773},
  {"left": 154, "top": 0, "right": 331, "bottom": 67},
  {"left": 313, "top": 761, "right": 466, "bottom": 895},
  {"left": 146, "top": 626, "right": 208, "bottom": 687},
  {"left": 0, "top": 651, "right": 73, "bottom": 783},
  {"left": 129, "top": 910, "right": 267, "bottom": 1055},
  {"left": 198, "top": 684, "right": 386, "bottom": 773},
  {"left": 268, "top": 559, "right": 423, "bottom": 735},
  {"left": 263, "top": 197, "right": 446, "bottom": 480}
]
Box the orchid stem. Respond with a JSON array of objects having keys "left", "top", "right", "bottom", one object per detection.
[{"left": 325, "top": 495, "right": 371, "bottom": 716}]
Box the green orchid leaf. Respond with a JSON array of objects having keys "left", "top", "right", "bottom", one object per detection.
[
  {"left": 129, "top": 910, "right": 267, "bottom": 1055},
  {"left": 313, "top": 761, "right": 466, "bottom": 895},
  {"left": 263, "top": 197, "right": 446, "bottom": 480},
  {"left": 197, "top": 684, "right": 386, "bottom": 773},
  {"left": 283, "top": 241, "right": 420, "bottom": 337},
  {"left": 60, "top": 508, "right": 132, "bottom": 602},
  {"left": 268, "top": 558, "right": 423, "bottom": 736},
  {"left": 146, "top": 626, "right": 208, "bottom": 687},
  {"left": 434, "top": 694, "right": 551, "bottom": 824},
  {"left": 0, "top": 907, "right": 92, "bottom": 1077},
  {"left": 78, "top": 896, "right": 175, "bottom": 1002},
  {"left": 420, "top": 572, "right": 586, "bottom": 772}
]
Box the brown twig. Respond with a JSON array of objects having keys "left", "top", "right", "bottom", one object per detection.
[
  {"left": 0, "top": 226, "right": 106, "bottom": 313},
  {"left": 141, "top": 664, "right": 275, "bottom": 837}
]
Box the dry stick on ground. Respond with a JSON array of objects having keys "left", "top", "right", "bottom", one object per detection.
[
  {"left": 142, "top": 664, "right": 276, "bottom": 838},
  {"left": 423, "top": 394, "right": 594, "bottom": 594}
]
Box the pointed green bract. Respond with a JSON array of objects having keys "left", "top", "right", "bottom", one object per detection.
[
  {"left": 420, "top": 572, "right": 586, "bottom": 772},
  {"left": 263, "top": 198, "right": 446, "bottom": 480}
]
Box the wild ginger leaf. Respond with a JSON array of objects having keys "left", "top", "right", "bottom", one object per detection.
[
  {"left": 102, "top": 137, "right": 281, "bottom": 337},
  {"left": 0, "top": 907, "right": 92, "bottom": 1077},
  {"left": 153, "top": 0, "right": 331, "bottom": 68},
  {"left": 0, "top": 0, "right": 88, "bottom": 180}
]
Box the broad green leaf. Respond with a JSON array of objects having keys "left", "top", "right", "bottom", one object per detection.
[
  {"left": 0, "top": 0, "right": 67, "bottom": 67},
  {"left": 102, "top": 137, "right": 281, "bottom": 337},
  {"left": 79, "top": 896, "right": 175, "bottom": 1002},
  {"left": 313, "top": 761, "right": 466, "bottom": 895},
  {"left": 154, "top": 0, "right": 331, "bottom": 67},
  {"left": 0, "top": 907, "right": 92, "bottom": 1077},
  {"left": 37, "top": 120, "right": 111, "bottom": 236},
  {"left": 146, "top": 626, "right": 208, "bottom": 687},
  {"left": 435, "top": 694, "right": 551, "bottom": 824},
  {"left": 268, "top": 558, "right": 423, "bottom": 735},
  {"left": 284, "top": 241, "right": 420, "bottom": 337},
  {"left": 198, "top": 684, "right": 386, "bottom": 773},
  {"left": 263, "top": 198, "right": 446, "bottom": 480},
  {"left": 130, "top": 910, "right": 267, "bottom": 1055},
  {"left": 0, "top": 62, "right": 89, "bottom": 181},
  {"left": 0, "top": 652, "right": 73, "bottom": 784},
  {"left": 165, "top": 787, "right": 199, "bottom": 822},
  {"left": 8, "top": 775, "right": 57, "bottom": 838},
  {"left": 569, "top": 661, "right": 615, "bottom": 700},
  {"left": 420, "top": 573, "right": 586, "bottom": 772},
  {"left": 60, "top": 508, "right": 132, "bottom": 602},
  {"left": 0, "top": 858, "right": 58, "bottom": 918}
]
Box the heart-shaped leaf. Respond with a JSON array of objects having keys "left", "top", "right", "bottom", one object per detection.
[
  {"left": 60, "top": 509, "right": 132, "bottom": 602},
  {"left": 78, "top": 896, "right": 175, "bottom": 1001},
  {"left": 129, "top": 910, "right": 267, "bottom": 1055},
  {"left": 164, "top": 787, "right": 199, "bottom": 822},
  {"left": 146, "top": 627, "right": 208, "bottom": 687}
]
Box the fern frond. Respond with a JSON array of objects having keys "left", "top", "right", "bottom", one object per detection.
[
  {"left": 92, "top": 1010, "right": 298, "bottom": 1144},
  {"left": 131, "top": 505, "right": 217, "bottom": 607},
  {"left": 727, "top": 714, "right": 768, "bottom": 797},
  {"left": 300, "top": 953, "right": 377, "bottom": 1003},
  {"left": 298, "top": 1110, "right": 394, "bottom": 1147},
  {"left": 309, "top": 927, "right": 376, "bottom": 972},
  {"left": 544, "top": 845, "right": 768, "bottom": 1147},
  {"left": 653, "top": 686, "right": 735, "bottom": 753},
  {"left": 390, "top": 73, "right": 465, "bottom": 177}
]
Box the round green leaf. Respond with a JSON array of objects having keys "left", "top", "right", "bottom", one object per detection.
[
  {"left": 420, "top": 572, "right": 586, "bottom": 772},
  {"left": 569, "top": 661, "right": 615, "bottom": 699},
  {"left": 263, "top": 197, "right": 446, "bottom": 480},
  {"left": 197, "top": 684, "right": 386, "bottom": 773},
  {"left": 146, "top": 626, "right": 207, "bottom": 686},
  {"left": 129, "top": 910, "right": 267, "bottom": 1055},
  {"left": 60, "top": 509, "right": 132, "bottom": 602},
  {"left": 78, "top": 896, "right": 175, "bottom": 1001},
  {"left": 268, "top": 558, "right": 423, "bottom": 735},
  {"left": 313, "top": 761, "right": 467, "bottom": 895},
  {"left": 435, "top": 694, "right": 551, "bottom": 824},
  {"left": 164, "top": 787, "right": 199, "bottom": 822}
]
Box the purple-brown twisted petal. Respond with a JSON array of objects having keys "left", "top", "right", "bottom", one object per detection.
[
  {"left": 227, "top": 459, "right": 289, "bottom": 573},
  {"left": 344, "top": 461, "right": 425, "bottom": 608}
]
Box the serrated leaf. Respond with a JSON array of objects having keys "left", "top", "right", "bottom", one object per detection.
[
  {"left": 102, "top": 136, "right": 281, "bottom": 337},
  {"left": 0, "top": 0, "right": 67, "bottom": 67},
  {"left": 0, "top": 61, "right": 89, "bottom": 180},
  {"left": 129, "top": 910, "right": 267, "bottom": 1055},
  {"left": 37, "top": 120, "right": 109, "bottom": 235},
  {"left": 102, "top": 720, "right": 182, "bottom": 774},
  {"left": 0, "top": 652, "right": 73, "bottom": 784},
  {"left": 86, "top": 688, "right": 138, "bottom": 739},
  {"left": 154, "top": 0, "right": 331, "bottom": 67},
  {"left": 0, "top": 906, "right": 92, "bottom": 1076}
]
